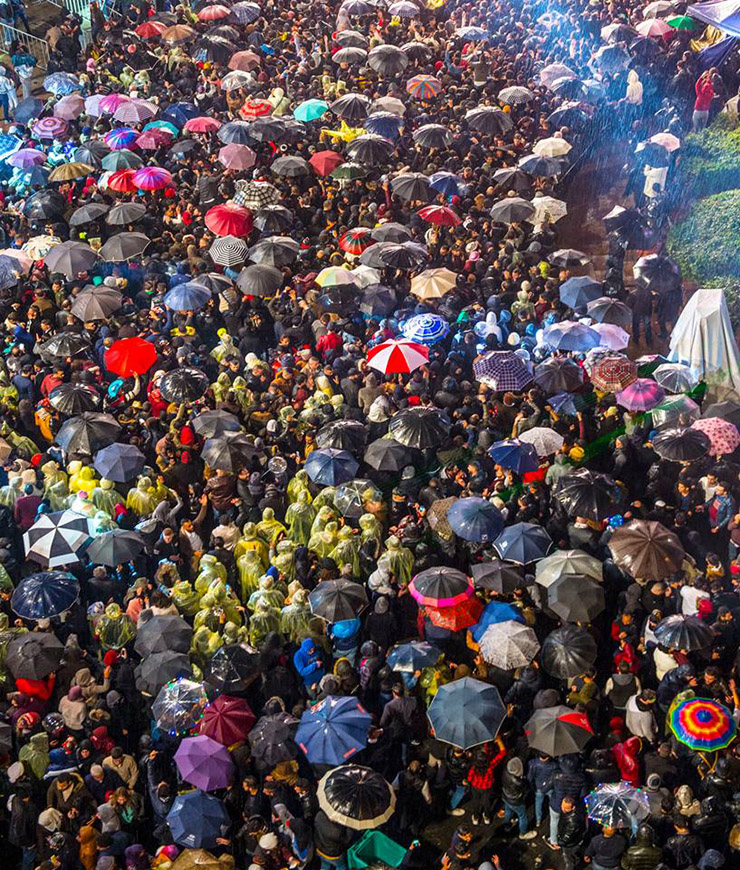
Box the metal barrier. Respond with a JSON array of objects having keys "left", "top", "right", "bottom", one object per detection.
[{"left": 2, "top": 21, "right": 50, "bottom": 67}]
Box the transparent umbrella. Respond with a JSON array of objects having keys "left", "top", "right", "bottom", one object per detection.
[
  {"left": 152, "top": 679, "right": 210, "bottom": 736},
  {"left": 585, "top": 783, "right": 650, "bottom": 829}
]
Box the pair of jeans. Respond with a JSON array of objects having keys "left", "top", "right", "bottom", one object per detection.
[
  {"left": 692, "top": 109, "right": 709, "bottom": 131},
  {"left": 632, "top": 312, "right": 652, "bottom": 345},
  {"left": 535, "top": 791, "right": 548, "bottom": 826},
  {"left": 21, "top": 847, "right": 36, "bottom": 870},
  {"left": 503, "top": 800, "right": 529, "bottom": 835},
  {"left": 549, "top": 807, "right": 560, "bottom": 845}
]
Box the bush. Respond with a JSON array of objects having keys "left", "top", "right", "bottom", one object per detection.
[
  {"left": 680, "top": 117, "right": 740, "bottom": 197},
  {"left": 667, "top": 190, "right": 740, "bottom": 285}
]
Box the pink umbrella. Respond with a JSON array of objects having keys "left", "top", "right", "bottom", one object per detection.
[
  {"left": 54, "top": 94, "right": 85, "bottom": 120},
  {"left": 185, "top": 117, "right": 222, "bottom": 133},
  {"left": 174, "top": 734, "right": 234, "bottom": 791},
  {"left": 692, "top": 417, "right": 740, "bottom": 456},
  {"left": 33, "top": 117, "right": 69, "bottom": 139},
  {"left": 649, "top": 132, "right": 681, "bottom": 152},
  {"left": 198, "top": 3, "right": 230, "bottom": 18},
  {"left": 636, "top": 18, "right": 672, "bottom": 36},
  {"left": 136, "top": 129, "right": 174, "bottom": 150},
  {"left": 592, "top": 322, "right": 630, "bottom": 350},
  {"left": 114, "top": 99, "right": 158, "bottom": 125},
  {"left": 84, "top": 94, "right": 106, "bottom": 117},
  {"left": 99, "top": 93, "right": 132, "bottom": 113},
  {"left": 132, "top": 167, "right": 173, "bottom": 190},
  {"left": 7, "top": 149, "right": 46, "bottom": 169},
  {"left": 615, "top": 378, "right": 665, "bottom": 411},
  {"left": 229, "top": 50, "right": 261, "bottom": 71},
  {"left": 218, "top": 143, "right": 256, "bottom": 170}
]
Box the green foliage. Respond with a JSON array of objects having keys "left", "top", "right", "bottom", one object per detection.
[{"left": 680, "top": 118, "right": 740, "bottom": 197}]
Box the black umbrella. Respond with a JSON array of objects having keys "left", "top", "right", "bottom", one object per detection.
[
  {"left": 71, "top": 286, "right": 123, "bottom": 321},
  {"left": 316, "top": 420, "right": 367, "bottom": 453},
  {"left": 249, "top": 116, "right": 294, "bottom": 143},
  {"left": 534, "top": 357, "right": 583, "bottom": 393},
  {"left": 470, "top": 560, "right": 529, "bottom": 594},
  {"left": 93, "top": 443, "right": 145, "bottom": 482},
  {"left": 555, "top": 469, "right": 624, "bottom": 521},
  {"left": 237, "top": 264, "right": 283, "bottom": 295},
  {"left": 38, "top": 332, "right": 91, "bottom": 362},
  {"left": 654, "top": 614, "right": 713, "bottom": 651},
  {"left": 309, "top": 579, "right": 369, "bottom": 621},
  {"left": 271, "top": 155, "right": 310, "bottom": 177},
  {"left": 192, "top": 410, "right": 242, "bottom": 438},
  {"left": 331, "top": 92, "right": 371, "bottom": 121},
  {"left": 159, "top": 367, "right": 210, "bottom": 403},
  {"left": 493, "top": 522, "right": 553, "bottom": 565},
  {"left": 318, "top": 766, "right": 396, "bottom": 830},
  {"left": 86, "top": 529, "right": 145, "bottom": 566},
  {"left": 196, "top": 34, "right": 238, "bottom": 63},
  {"left": 370, "top": 222, "right": 412, "bottom": 243},
  {"left": 135, "top": 614, "right": 192, "bottom": 656},
  {"left": 135, "top": 650, "right": 192, "bottom": 695},
  {"left": 99, "top": 232, "right": 150, "bottom": 262},
  {"left": 24, "top": 190, "right": 67, "bottom": 220},
  {"left": 168, "top": 139, "right": 200, "bottom": 159},
  {"left": 218, "top": 120, "right": 253, "bottom": 145},
  {"left": 409, "top": 567, "right": 470, "bottom": 607},
  {"left": 6, "top": 633, "right": 64, "bottom": 679},
  {"left": 202, "top": 432, "right": 261, "bottom": 472},
  {"left": 525, "top": 706, "right": 594, "bottom": 757},
  {"left": 586, "top": 297, "right": 632, "bottom": 329},
  {"left": 11, "top": 571, "right": 79, "bottom": 620},
  {"left": 547, "top": 574, "right": 605, "bottom": 623},
  {"left": 249, "top": 236, "right": 300, "bottom": 266},
  {"left": 492, "top": 167, "right": 532, "bottom": 192},
  {"left": 465, "top": 106, "right": 513, "bottom": 134},
  {"left": 608, "top": 519, "right": 684, "bottom": 580},
  {"left": 75, "top": 141, "right": 111, "bottom": 167},
  {"left": 390, "top": 172, "right": 433, "bottom": 202},
  {"left": 389, "top": 407, "right": 450, "bottom": 448},
  {"left": 254, "top": 205, "right": 293, "bottom": 233},
  {"left": 634, "top": 141, "right": 671, "bottom": 168},
  {"left": 106, "top": 202, "right": 147, "bottom": 225},
  {"left": 248, "top": 712, "right": 299, "bottom": 764},
  {"left": 378, "top": 242, "right": 428, "bottom": 269},
  {"left": 489, "top": 196, "right": 536, "bottom": 223},
  {"left": 541, "top": 624, "right": 597, "bottom": 679},
  {"left": 413, "top": 123, "right": 453, "bottom": 149},
  {"left": 519, "top": 154, "right": 562, "bottom": 177},
  {"left": 652, "top": 427, "right": 711, "bottom": 462},
  {"left": 346, "top": 134, "right": 394, "bottom": 166},
  {"left": 69, "top": 203, "right": 110, "bottom": 226},
  {"left": 633, "top": 254, "right": 682, "bottom": 293},
  {"left": 363, "top": 438, "right": 413, "bottom": 472},
  {"left": 205, "top": 643, "right": 261, "bottom": 693},
  {"left": 55, "top": 412, "right": 121, "bottom": 454},
  {"left": 48, "top": 383, "right": 99, "bottom": 414},
  {"left": 368, "top": 43, "right": 408, "bottom": 75},
  {"left": 360, "top": 284, "right": 398, "bottom": 316},
  {"left": 702, "top": 400, "right": 740, "bottom": 428}
]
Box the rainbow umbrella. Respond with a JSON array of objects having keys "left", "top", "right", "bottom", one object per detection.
[
  {"left": 406, "top": 75, "right": 442, "bottom": 99},
  {"left": 105, "top": 128, "right": 138, "bottom": 150},
  {"left": 669, "top": 698, "right": 736, "bottom": 751},
  {"left": 615, "top": 378, "right": 665, "bottom": 411},
  {"left": 132, "top": 166, "right": 173, "bottom": 190}
]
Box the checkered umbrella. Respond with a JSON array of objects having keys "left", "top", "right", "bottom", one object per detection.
[
  {"left": 473, "top": 351, "right": 532, "bottom": 391},
  {"left": 24, "top": 510, "right": 93, "bottom": 568},
  {"left": 233, "top": 180, "right": 280, "bottom": 210},
  {"left": 589, "top": 355, "right": 638, "bottom": 392},
  {"left": 691, "top": 417, "right": 740, "bottom": 456}
]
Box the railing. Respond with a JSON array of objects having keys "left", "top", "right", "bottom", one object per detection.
[{"left": 2, "top": 21, "right": 50, "bottom": 67}]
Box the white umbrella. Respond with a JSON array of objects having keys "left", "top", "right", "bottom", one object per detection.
[
  {"left": 24, "top": 510, "right": 93, "bottom": 568},
  {"left": 535, "top": 548, "right": 603, "bottom": 587},
  {"left": 531, "top": 195, "right": 567, "bottom": 225},
  {"left": 478, "top": 621, "right": 540, "bottom": 670},
  {"left": 518, "top": 427, "right": 564, "bottom": 456},
  {"left": 533, "top": 137, "right": 572, "bottom": 157},
  {"left": 654, "top": 363, "right": 699, "bottom": 393}
]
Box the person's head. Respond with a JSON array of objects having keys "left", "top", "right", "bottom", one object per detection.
[
  {"left": 110, "top": 746, "right": 124, "bottom": 765},
  {"left": 561, "top": 796, "right": 575, "bottom": 814}
]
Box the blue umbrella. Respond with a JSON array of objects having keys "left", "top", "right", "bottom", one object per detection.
[
  {"left": 166, "top": 790, "right": 229, "bottom": 848},
  {"left": 94, "top": 443, "right": 145, "bottom": 482},
  {"left": 19, "top": 166, "right": 49, "bottom": 187},
  {"left": 471, "top": 600, "right": 525, "bottom": 643},
  {"left": 548, "top": 392, "right": 579, "bottom": 416},
  {"left": 163, "top": 283, "right": 212, "bottom": 311},
  {"left": 161, "top": 102, "right": 199, "bottom": 128},
  {"left": 559, "top": 276, "right": 603, "bottom": 309},
  {"left": 493, "top": 521, "right": 553, "bottom": 565},
  {"left": 488, "top": 439, "right": 540, "bottom": 474},
  {"left": 364, "top": 112, "right": 403, "bottom": 139},
  {"left": 543, "top": 321, "right": 601, "bottom": 352},
  {"left": 456, "top": 25, "right": 490, "bottom": 41},
  {"left": 43, "top": 72, "right": 81, "bottom": 95},
  {"left": 429, "top": 171, "right": 463, "bottom": 196},
  {"left": 447, "top": 497, "right": 504, "bottom": 542},
  {"left": 305, "top": 448, "right": 359, "bottom": 486},
  {"left": 402, "top": 313, "right": 449, "bottom": 345},
  {"left": 428, "top": 677, "right": 505, "bottom": 749},
  {"left": 11, "top": 571, "right": 79, "bottom": 619},
  {"left": 13, "top": 98, "right": 43, "bottom": 125},
  {"left": 387, "top": 641, "right": 441, "bottom": 672},
  {"left": 296, "top": 696, "right": 372, "bottom": 764}
]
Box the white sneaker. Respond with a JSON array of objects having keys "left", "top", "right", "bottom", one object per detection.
[
  {"left": 448, "top": 808, "right": 465, "bottom": 816},
  {"left": 519, "top": 831, "right": 537, "bottom": 840}
]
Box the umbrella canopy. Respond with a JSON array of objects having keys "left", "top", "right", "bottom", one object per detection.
[
  {"left": 410, "top": 268, "right": 457, "bottom": 299},
  {"left": 470, "top": 600, "right": 525, "bottom": 643},
  {"left": 541, "top": 625, "right": 597, "bottom": 678},
  {"left": 56, "top": 412, "right": 120, "bottom": 454},
  {"left": 547, "top": 574, "right": 605, "bottom": 623},
  {"left": 692, "top": 417, "right": 740, "bottom": 455},
  {"left": 473, "top": 350, "right": 532, "bottom": 391},
  {"left": 363, "top": 438, "right": 413, "bottom": 472},
  {"left": 585, "top": 783, "right": 650, "bottom": 829},
  {"left": 616, "top": 378, "right": 665, "bottom": 411},
  {"left": 135, "top": 614, "right": 192, "bottom": 656},
  {"left": 306, "top": 448, "right": 359, "bottom": 486},
  {"left": 94, "top": 443, "right": 145, "bottom": 482},
  {"left": 159, "top": 368, "right": 210, "bottom": 403},
  {"left": 409, "top": 567, "right": 472, "bottom": 607},
  {"left": 426, "top": 597, "right": 483, "bottom": 632},
  {"left": 38, "top": 333, "right": 91, "bottom": 361},
  {"left": 167, "top": 791, "right": 229, "bottom": 849},
  {"left": 428, "top": 678, "right": 505, "bottom": 749},
  {"left": 401, "top": 313, "right": 449, "bottom": 345},
  {"left": 24, "top": 510, "right": 92, "bottom": 568},
  {"left": 248, "top": 712, "right": 300, "bottom": 764},
  {"left": 105, "top": 337, "right": 157, "bottom": 376},
  {"left": 205, "top": 644, "right": 260, "bottom": 693},
  {"left": 72, "top": 286, "right": 123, "bottom": 321},
  {"left": 317, "top": 766, "right": 395, "bottom": 830},
  {"left": 525, "top": 706, "right": 594, "bottom": 757},
  {"left": 652, "top": 426, "right": 711, "bottom": 462},
  {"left": 655, "top": 614, "right": 713, "bottom": 651},
  {"left": 6, "top": 633, "right": 64, "bottom": 679},
  {"left": 470, "top": 561, "right": 528, "bottom": 594},
  {"left": 11, "top": 571, "right": 79, "bottom": 620},
  {"left": 175, "top": 735, "right": 234, "bottom": 791},
  {"left": 609, "top": 520, "right": 684, "bottom": 580},
  {"left": 653, "top": 395, "right": 701, "bottom": 428},
  {"left": 669, "top": 698, "right": 737, "bottom": 751},
  {"left": 488, "top": 439, "right": 540, "bottom": 474},
  {"left": 170, "top": 850, "right": 224, "bottom": 870},
  {"left": 48, "top": 384, "right": 99, "bottom": 415},
  {"left": 555, "top": 469, "right": 624, "bottom": 521},
  {"left": 99, "top": 232, "right": 150, "bottom": 262},
  {"left": 164, "top": 283, "right": 211, "bottom": 311},
  {"left": 367, "top": 339, "right": 428, "bottom": 374},
  {"left": 518, "top": 427, "right": 565, "bottom": 457},
  {"left": 389, "top": 407, "right": 450, "bottom": 448},
  {"left": 316, "top": 420, "right": 367, "bottom": 454},
  {"left": 237, "top": 264, "right": 283, "bottom": 295},
  {"left": 544, "top": 321, "right": 600, "bottom": 352},
  {"left": 559, "top": 276, "right": 602, "bottom": 309},
  {"left": 44, "top": 241, "right": 99, "bottom": 278},
  {"left": 135, "top": 651, "right": 192, "bottom": 695},
  {"left": 535, "top": 549, "right": 603, "bottom": 587},
  {"left": 589, "top": 355, "right": 638, "bottom": 392},
  {"left": 309, "top": 579, "right": 368, "bottom": 622},
  {"left": 201, "top": 695, "right": 256, "bottom": 746},
  {"left": 86, "top": 529, "right": 146, "bottom": 567},
  {"left": 297, "top": 696, "right": 372, "bottom": 764},
  {"left": 153, "top": 679, "right": 210, "bottom": 735},
  {"left": 478, "top": 621, "right": 540, "bottom": 670},
  {"left": 587, "top": 297, "right": 633, "bottom": 329},
  {"left": 653, "top": 363, "right": 699, "bottom": 394},
  {"left": 493, "top": 522, "right": 552, "bottom": 564},
  {"left": 447, "top": 497, "right": 504, "bottom": 542},
  {"left": 702, "top": 400, "right": 740, "bottom": 428},
  {"left": 387, "top": 641, "right": 441, "bottom": 673},
  {"left": 534, "top": 357, "right": 584, "bottom": 394},
  {"left": 202, "top": 433, "right": 261, "bottom": 472}
]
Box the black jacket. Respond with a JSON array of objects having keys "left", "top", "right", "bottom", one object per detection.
[
  {"left": 557, "top": 809, "right": 586, "bottom": 848},
  {"left": 501, "top": 768, "right": 528, "bottom": 804},
  {"left": 313, "top": 810, "right": 355, "bottom": 859},
  {"left": 663, "top": 833, "right": 705, "bottom": 870}
]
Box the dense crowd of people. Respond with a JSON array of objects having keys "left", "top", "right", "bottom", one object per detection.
[{"left": 0, "top": 0, "right": 738, "bottom": 868}]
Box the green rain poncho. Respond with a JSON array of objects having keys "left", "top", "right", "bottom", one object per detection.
[
  {"left": 234, "top": 523, "right": 269, "bottom": 567},
  {"left": 280, "top": 589, "right": 315, "bottom": 644},
  {"left": 247, "top": 575, "right": 285, "bottom": 612},
  {"left": 47, "top": 480, "right": 70, "bottom": 512},
  {"left": 172, "top": 580, "right": 200, "bottom": 616},
  {"left": 271, "top": 540, "right": 297, "bottom": 583},
  {"left": 249, "top": 599, "right": 281, "bottom": 648},
  {"left": 330, "top": 526, "right": 360, "bottom": 576},
  {"left": 195, "top": 555, "right": 228, "bottom": 595},
  {"left": 19, "top": 732, "right": 50, "bottom": 779},
  {"left": 360, "top": 513, "right": 383, "bottom": 550},
  {"left": 41, "top": 461, "right": 67, "bottom": 493},
  {"left": 204, "top": 580, "right": 243, "bottom": 625},
  {"left": 256, "top": 507, "right": 287, "bottom": 547},
  {"left": 285, "top": 491, "right": 316, "bottom": 545},
  {"left": 211, "top": 372, "right": 232, "bottom": 404},
  {"left": 222, "top": 620, "right": 249, "bottom": 645},
  {"left": 313, "top": 487, "right": 338, "bottom": 510},
  {"left": 384, "top": 535, "right": 414, "bottom": 588},
  {"left": 231, "top": 377, "right": 252, "bottom": 414},
  {"left": 96, "top": 603, "right": 136, "bottom": 650},
  {"left": 92, "top": 479, "right": 120, "bottom": 517},
  {"left": 287, "top": 469, "right": 313, "bottom": 505},
  {"left": 0, "top": 477, "right": 22, "bottom": 507},
  {"left": 190, "top": 624, "right": 223, "bottom": 671},
  {"left": 238, "top": 550, "right": 264, "bottom": 601},
  {"left": 310, "top": 506, "right": 337, "bottom": 540},
  {"left": 0, "top": 612, "right": 26, "bottom": 685},
  {"left": 308, "top": 521, "right": 339, "bottom": 559},
  {"left": 126, "top": 476, "right": 158, "bottom": 518}
]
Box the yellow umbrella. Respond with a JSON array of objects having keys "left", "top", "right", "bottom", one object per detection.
[
  {"left": 48, "top": 162, "right": 94, "bottom": 182},
  {"left": 23, "top": 235, "right": 62, "bottom": 260},
  {"left": 410, "top": 267, "right": 458, "bottom": 299},
  {"left": 315, "top": 266, "right": 357, "bottom": 287}
]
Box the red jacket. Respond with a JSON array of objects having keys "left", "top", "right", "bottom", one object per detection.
[
  {"left": 694, "top": 76, "right": 714, "bottom": 111},
  {"left": 467, "top": 743, "right": 507, "bottom": 790}
]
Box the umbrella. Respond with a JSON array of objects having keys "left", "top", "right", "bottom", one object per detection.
[
  {"left": 249, "top": 236, "right": 300, "bottom": 266},
  {"left": 692, "top": 417, "right": 740, "bottom": 455},
  {"left": 669, "top": 698, "right": 736, "bottom": 751},
  {"left": 417, "top": 204, "right": 461, "bottom": 226},
  {"left": 587, "top": 297, "right": 633, "bottom": 329},
  {"left": 331, "top": 92, "right": 371, "bottom": 121},
  {"left": 38, "top": 333, "right": 91, "bottom": 362},
  {"left": 448, "top": 497, "right": 504, "bottom": 542},
  {"left": 201, "top": 433, "right": 261, "bottom": 473},
  {"left": 170, "top": 851, "right": 224, "bottom": 870},
  {"left": 465, "top": 106, "right": 513, "bottom": 135},
  {"left": 493, "top": 522, "right": 552, "bottom": 564},
  {"left": 492, "top": 167, "right": 532, "bottom": 192},
  {"left": 533, "top": 137, "right": 572, "bottom": 158},
  {"left": 473, "top": 350, "right": 532, "bottom": 391},
  {"left": 541, "top": 625, "right": 597, "bottom": 678},
  {"left": 478, "top": 621, "right": 540, "bottom": 670},
  {"left": 202, "top": 695, "right": 256, "bottom": 746},
  {"left": 586, "top": 783, "right": 650, "bottom": 829},
  {"left": 470, "top": 601, "right": 526, "bottom": 643},
  {"left": 24, "top": 510, "right": 92, "bottom": 568},
  {"left": 655, "top": 614, "right": 713, "bottom": 651},
  {"left": 190, "top": 411, "right": 242, "bottom": 441},
  {"left": 499, "top": 85, "right": 535, "bottom": 104},
  {"left": 86, "top": 530, "right": 146, "bottom": 567},
  {"left": 11, "top": 571, "right": 79, "bottom": 620},
  {"left": 633, "top": 254, "right": 682, "bottom": 292},
  {"left": 167, "top": 791, "right": 229, "bottom": 849},
  {"left": 309, "top": 579, "right": 368, "bottom": 622},
  {"left": 387, "top": 641, "right": 441, "bottom": 673},
  {"left": 13, "top": 97, "right": 44, "bottom": 124},
  {"left": 429, "top": 171, "right": 463, "bottom": 196},
  {"left": 534, "top": 357, "right": 583, "bottom": 394},
  {"left": 390, "top": 172, "right": 432, "bottom": 202},
  {"left": 378, "top": 242, "right": 428, "bottom": 270},
  {"left": 205, "top": 644, "right": 260, "bottom": 693},
  {"left": 248, "top": 712, "right": 299, "bottom": 764},
  {"left": 49, "top": 384, "right": 99, "bottom": 415},
  {"left": 559, "top": 276, "right": 602, "bottom": 309},
  {"left": 237, "top": 264, "right": 282, "bottom": 296},
  {"left": 525, "top": 706, "right": 594, "bottom": 757},
  {"left": 609, "top": 519, "right": 684, "bottom": 580},
  {"left": 293, "top": 99, "right": 329, "bottom": 122},
  {"left": 652, "top": 395, "right": 701, "bottom": 428},
  {"left": 547, "top": 574, "right": 605, "bottom": 623},
  {"left": 135, "top": 614, "right": 192, "bottom": 656},
  {"left": 346, "top": 134, "right": 394, "bottom": 166},
  {"left": 410, "top": 567, "right": 472, "bottom": 608},
  {"left": 367, "top": 339, "right": 428, "bottom": 375},
  {"left": 413, "top": 124, "right": 453, "bottom": 148},
  {"left": 363, "top": 437, "right": 412, "bottom": 472},
  {"left": 318, "top": 766, "right": 395, "bottom": 830},
  {"left": 106, "top": 202, "right": 146, "bottom": 226},
  {"left": 175, "top": 735, "right": 234, "bottom": 792},
  {"left": 389, "top": 407, "right": 450, "bottom": 448},
  {"left": 518, "top": 427, "right": 565, "bottom": 457},
  {"left": 590, "top": 356, "right": 638, "bottom": 393},
  {"left": 428, "top": 678, "right": 505, "bottom": 749},
  {"left": 254, "top": 205, "right": 293, "bottom": 233},
  {"left": 6, "top": 633, "right": 64, "bottom": 679},
  {"left": 56, "top": 412, "right": 121, "bottom": 454},
  {"left": 334, "top": 479, "right": 381, "bottom": 520},
  {"left": 702, "top": 400, "right": 740, "bottom": 427},
  {"left": 210, "top": 236, "right": 250, "bottom": 267},
  {"left": 305, "top": 448, "right": 359, "bottom": 486},
  {"left": 297, "top": 696, "right": 372, "bottom": 764},
  {"left": 315, "top": 421, "right": 367, "bottom": 454},
  {"left": 99, "top": 232, "right": 150, "bottom": 262},
  {"left": 205, "top": 203, "right": 253, "bottom": 238},
  {"left": 555, "top": 469, "right": 624, "bottom": 520},
  {"left": 535, "top": 549, "right": 603, "bottom": 587},
  {"left": 653, "top": 363, "right": 698, "bottom": 394},
  {"left": 159, "top": 368, "right": 210, "bottom": 403},
  {"left": 652, "top": 426, "right": 710, "bottom": 462},
  {"left": 368, "top": 44, "right": 408, "bottom": 75},
  {"left": 135, "top": 651, "right": 192, "bottom": 695},
  {"left": 164, "top": 283, "right": 211, "bottom": 312},
  {"left": 470, "top": 561, "right": 528, "bottom": 593},
  {"left": 105, "top": 337, "right": 157, "bottom": 377},
  {"left": 406, "top": 74, "right": 442, "bottom": 99},
  {"left": 93, "top": 443, "right": 145, "bottom": 482},
  {"left": 48, "top": 161, "right": 94, "bottom": 182},
  {"left": 426, "top": 597, "right": 484, "bottom": 632},
  {"left": 544, "top": 322, "right": 601, "bottom": 352},
  {"left": 153, "top": 679, "right": 210, "bottom": 735},
  {"left": 360, "top": 283, "right": 398, "bottom": 316},
  {"left": 488, "top": 439, "right": 540, "bottom": 474},
  {"left": 6, "top": 148, "right": 46, "bottom": 169},
  {"left": 24, "top": 190, "right": 67, "bottom": 220},
  {"left": 33, "top": 117, "right": 69, "bottom": 139}
]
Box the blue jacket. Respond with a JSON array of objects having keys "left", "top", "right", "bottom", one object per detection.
[
  {"left": 706, "top": 493, "right": 736, "bottom": 529},
  {"left": 527, "top": 756, "right": 557, "bottom": 792},
  {"left": 293, "top": 638, "right": 326, "bottom": 687}
]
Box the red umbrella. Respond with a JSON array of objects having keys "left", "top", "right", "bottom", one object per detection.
[
  {"left": 339, "top": 228, "right": 373, "bottom": 255},
  {"left": 205, "top": 203, "right": 254, "bottom": 237},
  {"left": 218, "top": 144, "right": 256, "bottom": 170},
  {"left": 426, "top": 597, "right": 483, "bottom": 631},
  {"left": 309, "top": 150, "right": 344, "bottom": 176},
  {"left": 107, "top": 169, "right": 137, "bottom": 193},
  {"left": 185, "top": 117, "right": 222, "bottom": 133},
  {"left": 417, "top": 205, "right": 462, "bottom": 226},
  {"left": 132, "top": 167, "right": 173, "bottom": 190},
  {"left": 197, "top": 3, "right": 230, "bottom": 19},
  {"left": 201, "top": 695, "right": 256, "bottom": 746},
  {"left": 229, "top": 50, "right": 261, "bottom": 71},
  {"left": 241, "top": 99, "right": 272, "bottom": 120},
  {"left": 105, "top": 337, "right": 158, "bottom": 377},
  {"left": 135, "top": 20, "right": 167, "bottom": 38},
  {"left": 367, "top": 339, "right": 429, "bottom": 374}
]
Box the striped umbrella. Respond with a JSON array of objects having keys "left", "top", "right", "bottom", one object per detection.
[
  {"left": 339, "top": 228, "right": 373, "bottom": 255},
  {"left": 406, "top": 75, "right": 442, "bottom": 99},
  {"left": 107, "top": 169, "right": 137, "bottom": 193},
  {"left": 32, "top": 117, "right": 68, "bottom": 140},
  {"left": 241, "top": 99, "right": 272, "bottom": 120},
  {"left": 104, "top": 128, "right": 138, "bottom": 150},
  {"left": 114, "top": 99, "right": 158, "bottom": 124},
  {"left": 132, "top": 166, "right": 173, "bottom": 190},
  {"left": 367, "top": 339, "right": 428, "bottom": 374},
  {"left": 185, "top": 116, "right": 222, "bottom": 133},
  {"left": 209, "top": 236, "right": 250, "bottom": 266},
  {"left": 669, "top": 698, "right": 736, "bottom": 751},
  {"left": 615, "top": 378, "right": 665, "bottom": 411},
  {"left": 401, "top": 313, "right": 449, "bottom": 345},
  {"left": 99, "top": 93, "right": 131, "bottom": 113},
  {"left": 24, "top": 510, "right": 92, "bottom": 568},
  {"left": 417, "top": 204, "right": 461, "bottom": 226},
  {"left": 473, "top": 350, "right": 532, "bottom": 391}
]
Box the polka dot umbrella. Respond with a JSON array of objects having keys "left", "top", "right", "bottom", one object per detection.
[{"left": 691, "top": 417, "right": 740, "bottom": 456}]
